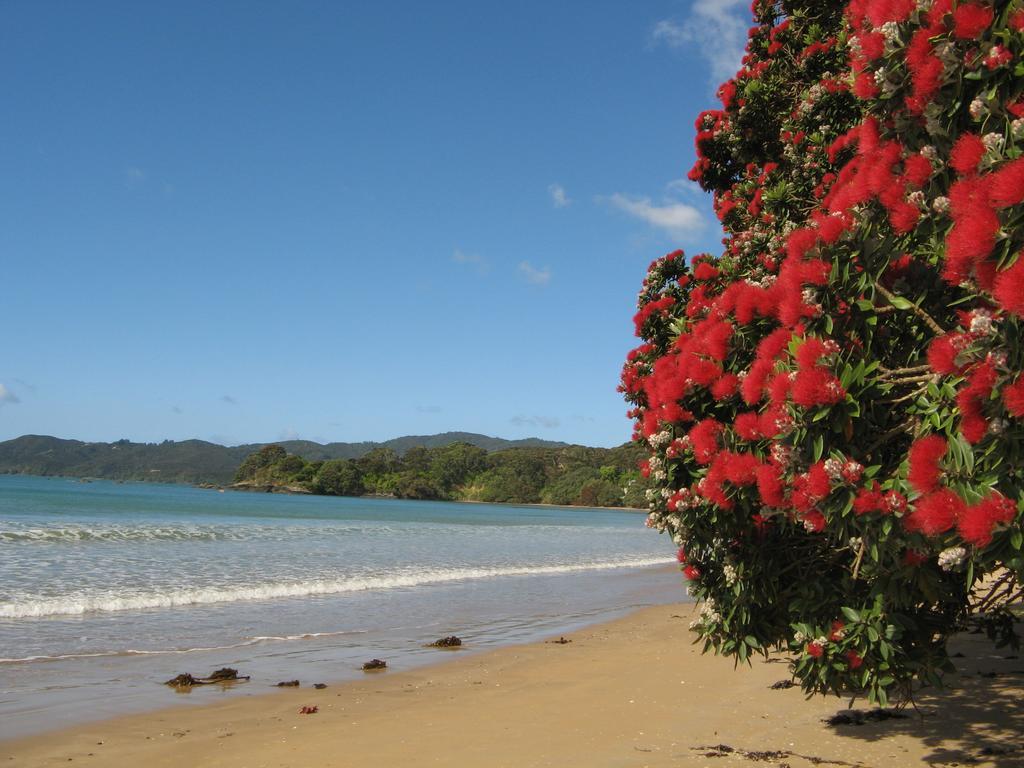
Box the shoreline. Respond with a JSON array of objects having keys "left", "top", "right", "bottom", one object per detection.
[
  {"left": 5, "top": 604, "right": 1023, "bottom": 767},
  {"left": 3, "top": 474, "right": 648, "bottom": 512}
]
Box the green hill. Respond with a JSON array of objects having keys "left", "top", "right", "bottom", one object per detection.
[{"left": 0, "top": 433, "right": 571, "bottom": 485}]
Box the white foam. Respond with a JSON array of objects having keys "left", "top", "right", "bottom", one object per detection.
[{"left": 0, "top": 557, "right": 674, "bottom": 619}]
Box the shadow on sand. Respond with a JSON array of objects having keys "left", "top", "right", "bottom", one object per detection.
[{"left": 825, "top": 631, "right": 1024, "bottom": 766}]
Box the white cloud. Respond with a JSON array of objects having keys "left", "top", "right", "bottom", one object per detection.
[
  {"left": 607, "top": 193, "right": 704, "bottom": 240},
  {"left": 124, "top": 166, "right": 146, "bottom": 188},
  {"left": 548, "top": 183, "right": 571, "bottom": 208},
  {"left": 0, "top": 384, "right": 19, "bottom": 405},
  {"left": 452, "top": 248, "right": 483, "bottom": 265},
  {"left": 518, "top": 261, "right": 551, "bottom": 286},
  {"left": 511, "top": 415, "right": 561, "bottom": 429},
  {"left": 279, "top": 427, "right": 301, "bottom": 441},
  {"left": 666, "top": 178, "right": 704, "bottom": 198},
  {"left": 652, "top": 0, "right": 749, "bottom": 86},
  {"left": 452, "top": 248, "right": 489, "bottom": 275}
]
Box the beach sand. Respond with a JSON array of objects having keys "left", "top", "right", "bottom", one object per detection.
[{"left": 3, "top": 603, "right": 1022, "bottom": 767}]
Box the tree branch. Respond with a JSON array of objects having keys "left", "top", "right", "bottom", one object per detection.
[{"left": 873, "top": 282, "right": 946, "bottom": 335}]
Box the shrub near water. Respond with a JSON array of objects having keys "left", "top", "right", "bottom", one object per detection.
[{"left": 621, "top": 0, "right": 1024, "bottom": 705}]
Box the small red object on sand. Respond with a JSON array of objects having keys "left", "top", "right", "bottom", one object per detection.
[{"left": 299, "top": 705, "right": 318, "bottom": 715}]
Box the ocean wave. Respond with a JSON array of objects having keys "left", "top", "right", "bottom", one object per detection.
[
  {"left": 0, "top": 521, "right": 631, "bottom": 544},
  {"left": 0, "top": 629, "right": 368, "bottom": 664},
  {"left": 0, "top": 557, "right": 674, "bottom": 619},
  {"left": 0, "top": 525, "right": 240, "bottom": 543}
]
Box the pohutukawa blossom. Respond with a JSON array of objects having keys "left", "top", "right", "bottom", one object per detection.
[
  {"left": 958, "top": 493, "right": 1017, "bottom": 548},
  {"left": 904, "top": 489, "right": 965, "bottom": 536},
  {"left": 993, "top": 256, "right": 1024, "bottom": 317},
  {"left": 949, "top": 134, "right": 986, "bottom": 175},
  {"left": 951, "top": 3, "right": 995, "bottom": 40},
  {"left": 625, "top": 0, "right": 1024, "bottom": 704},
  {"left": 907, "top": 435, "right": 947, "bottom": 494}
]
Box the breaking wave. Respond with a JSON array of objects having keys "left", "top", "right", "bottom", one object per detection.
[{"left": 0, "top": 557, "right": 674, "bottom": 619}]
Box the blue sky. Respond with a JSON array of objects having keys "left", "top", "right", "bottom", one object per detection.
[{"left": 0, "top": 0, "right": 748, "bottom": 448}]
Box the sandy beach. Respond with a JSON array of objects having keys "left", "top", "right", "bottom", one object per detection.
[{"left": 4, "top": 602, "right": 1023, "bottom": 767}]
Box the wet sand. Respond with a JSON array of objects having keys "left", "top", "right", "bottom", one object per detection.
[{"left": 4, "top": 603, "right": 1023, "bottom": 767}]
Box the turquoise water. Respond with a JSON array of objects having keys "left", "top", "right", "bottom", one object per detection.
[{"left": 0, "top": 475, "right": 679, "bottom": 738}]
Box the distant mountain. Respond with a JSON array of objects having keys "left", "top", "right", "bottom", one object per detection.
[{"left": 0, "top": 433, "right": 571, "bottom": 485}]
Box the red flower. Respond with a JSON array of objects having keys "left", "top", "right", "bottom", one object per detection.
[
  {"left": 988, "top": 158, "right": 1024, "bottom": 209},
  {"left": 927, "top": 333, "right": 970, "bottom": 375},
  {"left": 742, "top": 359, "right": 774, "bottom": 405},
  {"left": 944, "top": 180, "right": 999, "bottom": 283},
  {"left": 888, "top": 202, "right": 920, "bottom": 234},
  {"left": 814, "top": 213, "right": 851, "bottom": 244},
  {"left": 949, "top": 134, "right": 985, "bottom": 175},
  {"left": 807, "top": 462, "right": 832, "bottom": 500},
  {"left": 884, "top": 491, "right": 908, "bottom": 516},
  {"left": 786, "top": 227, "right": 819, "bottom": 261},
  {"left": 905, "top": 28, "right": 943, "bottom": 114},
  {"left": 683, "top": 564, "right": 701, "bottom": 581},
  {"left": 792, "top": 368, "right": 845, "bottom": 407},
  {"left": 903, "top": 154, "right": 933, "bottom": 188},
  {"left": 806, "top": 641, "right": 824, "bottom": 659},
  {"left": 711, "top": 374, "right": 740, "bottom": 401},
  {"left": 845, "top": 650, "right": 864, "bottom": 669},
  {"left": 1004, "top": 377, "right": 1024, "bottom": 418},
  {"left": 957, "top": 361, "right": 997, "bottom": 443},
  {"left": 951, "top": 3, "right": 994, "bottom": 40},
  {"left": 688, "top": 419, "right": 724, "bottom": 464},
  {"left": 994, "top": 257, "right": 1024, "bottom": 318},
  {"left": 958, "top": 493, "right": 1017, "bottom": 547},
  {"left": 676, "top": 547, "right": 687, "bottom": 563},
  {"left": 755, "top": 463, "right": 786, "bottom": 507},
  {"left": 733, "top": 412, "right": 763, "bottom": 440},
  {"left": 903, "top": 489, "right": 965, "bottom": 536},
  {"left": 692, "top": 261, "right": 720, "bottom": 281},
  {"left": 907, "top": 435, "right": 947, "bottom": 494},
  {"left": 853, "top": 483, "right": 884, "bottom": 515},
  {"left": 829, "top": 620, "right": 845, "bottom": 641},
  {"left": 853, "top": 72, "right": 879, "bottom": 99}
]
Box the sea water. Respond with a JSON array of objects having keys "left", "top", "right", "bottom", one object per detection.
[{"left": 0, "top": 475, "right": 681, "bottom": 738}]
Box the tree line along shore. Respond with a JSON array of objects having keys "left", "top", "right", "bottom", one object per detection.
[{"left": 231, "top": 441, "right": 652, "bottom": 508}]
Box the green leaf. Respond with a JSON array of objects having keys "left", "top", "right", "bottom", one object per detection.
[
  {"left": 888, "top": 296, "right": 914, "bottom": 310},
  {"left": 841, "top": 607, "right": 861, "bottom": 623},
  {"left": 813, "top": 435, "right": 824, "bottom": 460}
]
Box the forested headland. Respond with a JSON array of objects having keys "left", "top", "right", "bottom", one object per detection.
[{"left": 233, "top": 441, "right": 651, "bottom": 508}]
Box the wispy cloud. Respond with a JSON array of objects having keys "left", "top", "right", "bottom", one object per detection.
[
  {"left": 666, "top": 178, "right": 705, "bottom": 198},
  {"left": 415, "top": 405, "right": 443, "bottom": 414},
  {"left": 518, "top": 261, "right": 551, "bottom": 286},
  {"left": 13, "top": 378, "right": 36, "bottom": 393},
  {"left": 652, "top": 0, "right": 749, "bottom": 86},
  {"left": 0, "top": 384, "right": 20, "bottom": 405},
  {"left": 548, "top": 183, "right": 571, "bottom": 208},
  {"left": 452, "top": 248, "right": 489, "bottom": 275},
  {"left": 124, "top": 166, "right": 146, "bottom": 188},
  {"left": 221, "top": 395, "right": 238, "bottom": 405},
  {"left": 510, "top": 414, "right": 560, "bottom": 429},
  {"left": 279, "top": 427, "right": 301, "bottom": 441},
  {"left": 171, "top": 405, "right": 183, "bottom": 415},
  {"left": 607, "top": 193, "right": 704, "bottom": 240}
]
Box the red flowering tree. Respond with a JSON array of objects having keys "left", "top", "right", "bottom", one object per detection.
[{"left": 622, "top": 0, "right": 1024, "bottom": 705}]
